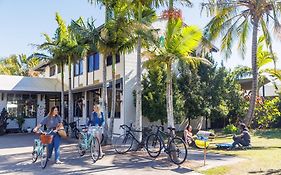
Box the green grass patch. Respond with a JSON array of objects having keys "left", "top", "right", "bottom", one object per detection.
[
  {"left": 201, "top": 129, "right": 281, "bottom": 175},
  {"left": 201, "top": 166, "right": 231, "bottom": 175}
]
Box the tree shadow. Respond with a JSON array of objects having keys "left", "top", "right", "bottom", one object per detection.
[
  {"left": 248, "top": 169, "right": 281, "bottom": 175},
  {"left": 254, "top": 129, "right": 281, "bottom": 139}
]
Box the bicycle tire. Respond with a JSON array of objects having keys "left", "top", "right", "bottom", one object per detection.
[
  {"left": 40, "top": 146, "right": 48, "bottom": 169},
  {"left": 74, "top": 129, "right": 80, "bottom": 139},
  {"left": 90, "top": 137, "right": 100, "bottom": 163},
  {"left": 113, "top": 134, "right": 133, "bottom": 154},
  {"left": 168, "top": 137, "right": 187, "bottom": 165},
  {"left": 146, "top": 134, "right": 162, "bottom": 158},
  {"left": 77, "top": 133, "right": 85, "bottom": 156},
  {"left": 32, "top": 141, "right": 38, "bottom": 163}
]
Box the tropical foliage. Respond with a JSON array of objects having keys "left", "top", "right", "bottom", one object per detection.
[
  {"left": 0, "top": 54, "right": 40, "bottom": 77},
  {"left": 202, "top": 0, "right": 281, "bottom": 126}
]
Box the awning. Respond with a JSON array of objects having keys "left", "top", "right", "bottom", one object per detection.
[{"left": 0, "top": 75, "right": 65, "bottom": 93}]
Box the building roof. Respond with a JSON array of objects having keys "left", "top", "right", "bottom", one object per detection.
[{"left": 0, "top": 75, "right": 64, "bottom": 93}]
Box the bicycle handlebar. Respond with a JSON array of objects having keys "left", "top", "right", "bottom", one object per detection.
[
  {"left": 36, "top": 129, "right": 53, "bottom": 135},
  {"left": 120, "top": 124, "right": 131, "bottom": 130}
]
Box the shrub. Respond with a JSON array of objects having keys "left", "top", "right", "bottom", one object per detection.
[{"left": 223, "top": 124, "right": 238, "bottom": 134}]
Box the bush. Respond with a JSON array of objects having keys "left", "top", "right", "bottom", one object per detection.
[{"left": 223, "top": 124, "right": 238, "bottom": 134}]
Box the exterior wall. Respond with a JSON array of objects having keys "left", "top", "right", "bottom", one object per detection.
[
  {"left": 259, "top": 82, "right": 281, "bottom": 97},
  {"left": 37, "top": 94, "right": 46, "bottom": 125},
  {"left": 123, "top": 52, "right": 138, "bottom": 128},
  {"left": 0, "top": 93, "right": 7, "bottom": 111}
]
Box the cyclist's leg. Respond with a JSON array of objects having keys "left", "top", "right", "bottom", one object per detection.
[
  {"left": 47, "top": 142, "right": 54, "bottom": 159},
  {"left": 54, "top": 134, "right": 61, "bottom": 161},
  {"left": 96, "top": 131, "right": 104, "bottom": 155}
]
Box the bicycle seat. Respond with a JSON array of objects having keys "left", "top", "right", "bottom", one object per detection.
[{"left": 167, "top": 127, "right": 176, "bottom": 131}]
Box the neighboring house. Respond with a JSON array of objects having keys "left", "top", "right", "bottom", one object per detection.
[{"left": 239, "top": 77, "right": 281, "bottom": 97}]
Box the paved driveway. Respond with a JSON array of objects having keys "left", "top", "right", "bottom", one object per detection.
[{"left": 0, "top": 134, "right": 242, "bottom": 175}]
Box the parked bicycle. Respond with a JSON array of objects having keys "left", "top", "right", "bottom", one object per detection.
[
  {"left": 146, "top": 125, "right": 187, "bottom": 165},
  {"left": 32, "top": 129, "right": 53, "bottom": 169},
  {"left": 113, "top": 124, "right": 150, "bottom": 154},
  {"left": 63, "top": 120, "right": 80, "bottom": 139},
  {"left": 77, "top": 126, "right": 100, "bottom": 163}
]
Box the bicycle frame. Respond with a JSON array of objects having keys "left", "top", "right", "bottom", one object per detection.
[
  {"left": 33, "top": 139, "right": 44, "bottom": 156},
  {"left": 79, "top": 131, "right": 95, "bottom": 150},
  {"left": 154, "top": 127, "right": 173, "bottom": 152}
]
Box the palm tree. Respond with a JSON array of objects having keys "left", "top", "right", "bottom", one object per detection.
[
  {"left": 130, "top": 0, "right": 191, "bottom": 142},
  {"left": 35, "top": 35, "right": 68, "bottom": 120},
  {"left": 201, "top": 0, "right": 281, "bottom": 126},
  {"left": 0, "top": 54, "right": 40, "bottom": 76},
  {"left": 143, "top": 18, "right": 208, "bottom": 130},
  {"left": 38, "top": 13, "right": 89, "bottom": 124},
  {"left": 71, "top": 4, "right": 137, "bottom": 143},
  {"left": 86, "top": 0, "right": 117, "bottom": 144}
]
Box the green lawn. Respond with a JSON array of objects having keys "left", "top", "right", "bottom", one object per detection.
[{"left": 200, "top": 129, "right": 281, "bottom": 175}]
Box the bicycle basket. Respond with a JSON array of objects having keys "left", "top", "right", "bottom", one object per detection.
[{"left": 40, "top": 135, "right": 53, "bottom": 144}]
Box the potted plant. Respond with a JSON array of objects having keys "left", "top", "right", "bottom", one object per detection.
[
  {"left": 17, "top": 116, "right": 25, "bottom": 133},
  {"left": 27, "top": 127, "right": 32, "bottom": 133}
]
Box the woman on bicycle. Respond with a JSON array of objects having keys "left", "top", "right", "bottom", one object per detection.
[
  {"left": 87, "top": 104, "right": 105, "bottom": 158},
  {"left": 33, "top": 106, "right": 63, "bottom": 164}
]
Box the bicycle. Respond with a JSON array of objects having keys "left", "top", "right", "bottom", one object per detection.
[
  {"left": 32, "top": 129, "right": 53, "bottom": 169},
  {"left": 64, "top": 120, "right": 80, "bottom": 139},
  {"left": 77, "top": 126, "right": 101, "bottom": 163},
  {"left": 146, "top": 125, "right": 187, "bottom": 165},
  {"left": 113, "top": 124, "right": 150, "bottom": 154}
]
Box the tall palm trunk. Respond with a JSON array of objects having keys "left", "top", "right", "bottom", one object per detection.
[
  {"left": 166, "top": 61, "right": 175, "bottom": 129},
  {"left": 166, "top": 0, "right": 175, "bottom": 131},
  {"left": 68, "top": 57, "right": 74, "bottom": 125},
  {"left": 108, "top": 53, "right": 116, "bottom": 144},
  {"left": 102, "top": 5, "right": 111, "bottom": 145},
  {"left": 135, "top": 1, "right": 142, "bottom": 143},
  {"left": 245, "top": 19, "right": 259, "bottom": 126},
  {"left": 102, "top": 54, "right": 109, "bottom": 144},
  {"left": 60, "top": 62, "right": 65, "bottom": 120}
]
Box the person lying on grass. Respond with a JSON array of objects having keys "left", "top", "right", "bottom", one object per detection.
[{"left": 231, "top": 123, "right": 251, "bottom": 149}]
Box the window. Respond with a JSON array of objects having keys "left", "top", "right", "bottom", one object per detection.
[
  {"left": 107, "top": 90, "right": 121, "bottom": 118},
  {"left": 87, "top": 53, "right": 100, "bottom": 72},
  {"left": 50, "top": 65, "right": 56, "bottom": 76},
  {"left": 6, "top": 94, "right": 37, "bottom": 118},
  {"left": 106, "top": 54, "right": 120, "bottom": 66},
  {"left": 88, "top": 55, "right": 94, "bottom": 72},
  {"left": 74, "top": 59, "right": 83, "bottom": 76},
  {"left": 57, "top": 65, "right": 61, "bottom": 74}
]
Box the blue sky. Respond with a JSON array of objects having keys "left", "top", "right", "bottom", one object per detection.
[{"left": 0, "top": 0, "right": 280, "bottom": 69}]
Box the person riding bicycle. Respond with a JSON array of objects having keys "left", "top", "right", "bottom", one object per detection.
[
  {"left": 87, "top": 104, "right": 105, "bottom": 158},
  {"left": 33, "top": 106, "right": 63, "bottom": 164}
]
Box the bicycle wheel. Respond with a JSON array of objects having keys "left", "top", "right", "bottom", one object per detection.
[
  {"left": 168, "top": 137, "right": 187, "bottom": 165},
  {"left": 40, "top": 146, "right": 49, "bottom": 169},
  {"left": 32, "top": 144, "right": 38, "bottom": 163},
  {"left": 113, "top": 134, "right": 133, "bottom": 154},
  {"left": 90, "top": 137, "right": 100, "bottom": 163},
  {"left": 74, "top": 129, "right": 80, "bottom": 139},
  {"left": 77, "top": 133, "right": 85, "bottom": 156},
  {"left": 146, "top": 134, "right": 162, "bottom": 158}
]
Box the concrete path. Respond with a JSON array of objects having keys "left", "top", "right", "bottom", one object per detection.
[{"left": 0, "top": 134, "right": 243, "bottom": 175}]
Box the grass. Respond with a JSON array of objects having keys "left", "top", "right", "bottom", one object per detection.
[{"left": 200, "top": 129, "right": 281, "bottom": 175}]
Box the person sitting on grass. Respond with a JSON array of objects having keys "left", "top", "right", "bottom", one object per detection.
[
  {"left": 184, "top": 125, "right": 195, "bottom": 147},
  {"left": 231, "top": 123, "right": 251, "bottom": 149}
]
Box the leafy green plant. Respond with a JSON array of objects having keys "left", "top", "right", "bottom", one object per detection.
[
  {"left": 17, "top": 116, "right": 25, "bottom": 132},
  {"left": 223, "top": 124, "right": 238, "bottom": 135},
  {"left": 255, "top": 97, "right": 281, "bottom": 128}
]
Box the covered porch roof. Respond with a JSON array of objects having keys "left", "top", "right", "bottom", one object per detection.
[{"left": 0, "top": 75, "right": 65, "bottom": 93}]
